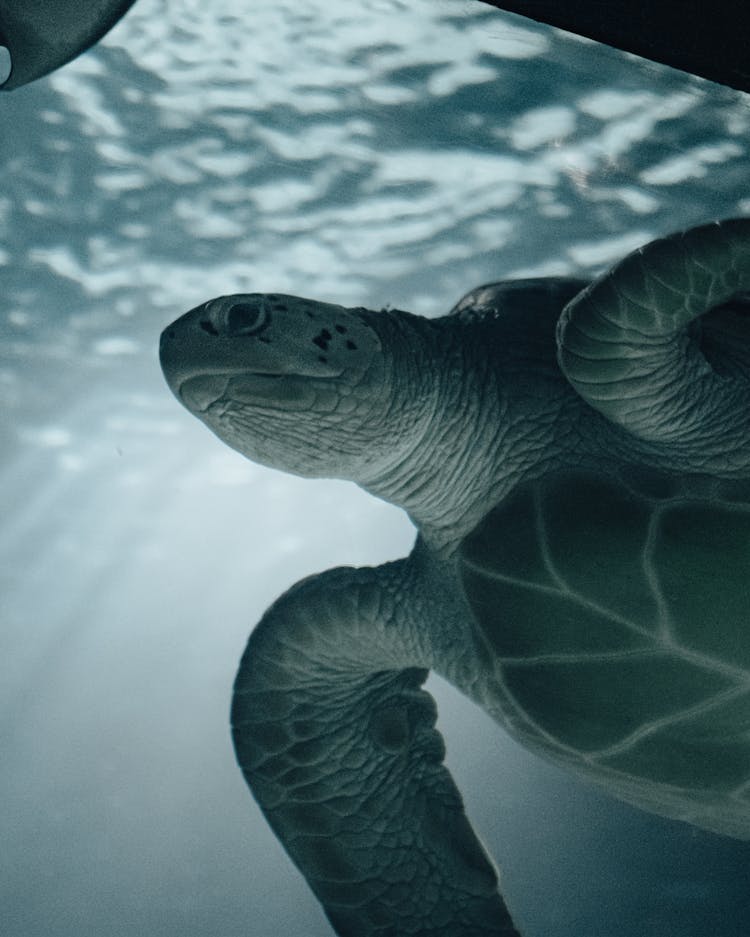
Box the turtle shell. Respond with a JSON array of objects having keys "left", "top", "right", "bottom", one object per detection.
[{"left": 459, "top": 465, "right": 750, "bottom": 839}]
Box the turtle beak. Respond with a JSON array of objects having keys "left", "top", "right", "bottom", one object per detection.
[{"left": 159, "top": 302, "right": 218, "bottom": 405}]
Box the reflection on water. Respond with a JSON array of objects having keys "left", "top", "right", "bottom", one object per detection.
[{"left": 2, "top": 1, "right": 750, "bottom": 935}]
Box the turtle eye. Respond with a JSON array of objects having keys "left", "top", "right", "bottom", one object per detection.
[{"left": 226, "top": 301, "right": 270, "bottom": 336}]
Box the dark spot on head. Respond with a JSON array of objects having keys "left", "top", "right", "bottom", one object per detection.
[
  {"left": 312, "top": 328, "right": 332, "bottom": 351},
  {"left": 200, "top": 319, "right": 219, "bottom": 336},
  {"left": 165, "top": 329, "right": 176, "bottom": 339},
  {"left": 346, "top": 340, "right": 357, "bottom": 350},
  {"left": 271, "top": 302, "right": 288, "bottom": 312},
  {"left": 258, "top": 335, "right": 271, "bottom": 344},
  {"left": 335, "top": 324, "right": 347, "bottom": 334},
  {"left": 318, "top": 355, "right": 328, "bottom": 363}
]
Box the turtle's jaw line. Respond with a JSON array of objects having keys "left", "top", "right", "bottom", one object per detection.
[
  {"left": 178, "top": 368, "right": 344, "bottom": 414},
  {"left": 178, "top": 374, "right": 231, "bottom": 413}
]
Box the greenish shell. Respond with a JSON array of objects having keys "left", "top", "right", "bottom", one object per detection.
[{"left": 460, "top": 467, "right": 750, "bottom": 838}]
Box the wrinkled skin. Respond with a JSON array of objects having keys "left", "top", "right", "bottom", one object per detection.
[{"left": 160, "top": 219, "right": 750, "bottom": 936}]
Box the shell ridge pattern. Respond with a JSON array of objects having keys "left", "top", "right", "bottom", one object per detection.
[
  {"left": 472, "top": 473, "right": 750, "bottom": 684},
  {"left": 532, "top": 482, "right": 569, "bottom": 592},
  {"left": 642, "top": 502, "right": 676, "bottom": 643},
  {"left": 593, "top": 683, "right": 750, "bottom": 760},
  {"left": 468, "top": 562, "right": 658, "bottom": 654},
  {"left": 527, "top": 477, "right": 750, "bottom": 684},
  {"left": 531, "top": 477, "right": 658, "bottom": 644},
  {"left": 465, "top": 465, "right": 750, "bottom": 807}
]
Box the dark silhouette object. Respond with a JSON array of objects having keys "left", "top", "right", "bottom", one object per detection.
[
  {"left": 2, "top": 1, "right": 748, "bottom": 93},
  {"left": 479, "top": 0, "right": 750, "bottom": 93},
  {"left": 0, "top": 0, "right": 136, "bottom": 90}
]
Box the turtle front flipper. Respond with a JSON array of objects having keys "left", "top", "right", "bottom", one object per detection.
[
  {"left": 557, "top": 218, "right": 750, "bottom": 458},
  {"left": 231, "top": 563, "right": 521, "bottom": 937}
]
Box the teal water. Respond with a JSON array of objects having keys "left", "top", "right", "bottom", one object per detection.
[{"left": 2, "top": 1, "right": 750, "bottom": 935}]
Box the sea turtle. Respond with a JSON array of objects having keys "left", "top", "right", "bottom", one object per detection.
[{"left": 159, "top": 218, "right": 750, "bottom": 936}]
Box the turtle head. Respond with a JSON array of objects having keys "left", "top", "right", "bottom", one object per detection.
[{"left": 160, "top": 293, "right": 428, "bottom": 482}]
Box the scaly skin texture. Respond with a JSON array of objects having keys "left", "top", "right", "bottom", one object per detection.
[
  {"left": 160, "top": 219, "right": 750, "bottom": 936},
  {"left": 231, "top": 557, "right": 517, "bottom": 936},
  {"left": 557, "top": 218, "right": 750, "bottom": 456}
]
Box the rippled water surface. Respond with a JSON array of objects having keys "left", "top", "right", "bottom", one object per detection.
[{"left": 2, "top": 2, "right": 750, "bottom": 935}]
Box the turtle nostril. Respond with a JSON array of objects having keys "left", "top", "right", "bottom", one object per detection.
[
  {"left": 200, "top": 319, "right": 219, "bottom": 336},
  {"left": 226, "top": 301, "right": 270, "bottom": 337}
]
